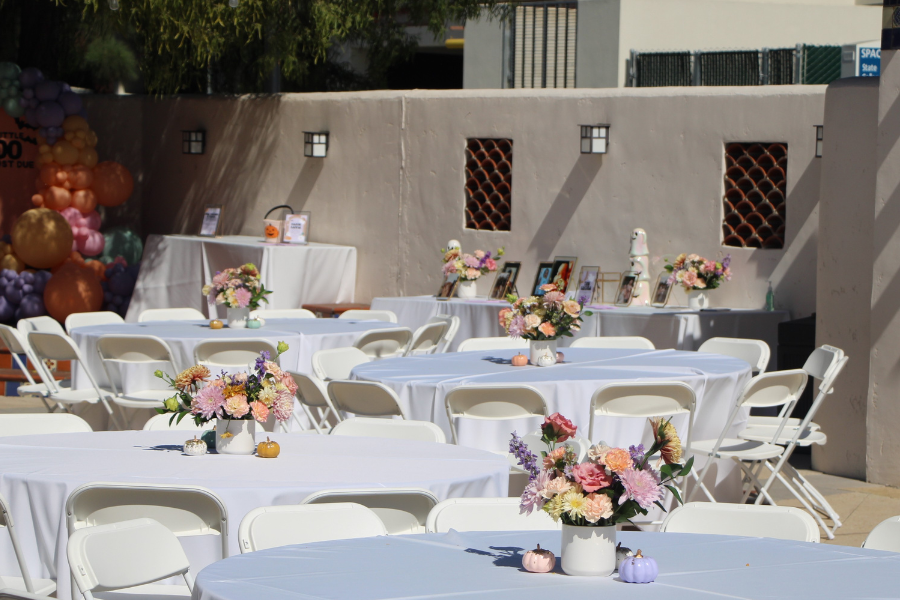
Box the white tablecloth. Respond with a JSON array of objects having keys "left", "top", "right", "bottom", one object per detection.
[
  {"left": 128, "top": 235, "right": 357, "bottom": 322},
  {"left": 0, "top": 431, "right": 509, "bottom": 600},
  {"left": 370, "top": 296, "right": 788, "bottom": 359},
  {"left": 192, "top": 530, "right": 900, "bottom": 600}
]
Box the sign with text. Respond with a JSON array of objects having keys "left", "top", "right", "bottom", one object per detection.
[{"left": 0, "top": 113, "right": 39, "bottom": 234}]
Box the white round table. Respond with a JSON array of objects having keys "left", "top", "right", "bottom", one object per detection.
[
  {"left": 351, "top": 347, "right": 752, "bottom": 452},
  {"left": 193, "top": 530, "right": 900, "bottom": 600},
  {"left": 0, "top": 431, "right": 508, "bottom": 599}
]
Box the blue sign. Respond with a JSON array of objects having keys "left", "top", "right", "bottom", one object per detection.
[{"left": 859, "top": 47, "right": 880, "bottom": 77}]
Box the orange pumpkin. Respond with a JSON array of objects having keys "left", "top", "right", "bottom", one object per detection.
[
  {"left": 511, "top": 353, "right": 528, "bottom": 367},
  {"left": 264, "top": 224, "right": 279, "bottom": 239},
  {"left": 257, "top": 437, "right": 280, "bottom": 458},
  {"left": 209, "top": 319, "right": 223, "bottom": 330}
]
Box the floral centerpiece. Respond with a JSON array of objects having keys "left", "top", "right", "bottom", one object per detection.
[
  {"left": 498, "top": 282, "right": 591, "bottom": 366},
  {"left": 440, "top": 245, "right": 503, "bottom": 299},
  {"left": 201, "top": 263, "right": 272, "bottom": 328},
  {"left": 155, "top": 342, "right": 297, "bottom": 455},
  {"left": 510, "top": 413, "right": 692, "bottom": 576},
  {"left": 664, "top": 253, "right": 731, "bottom": 309}
]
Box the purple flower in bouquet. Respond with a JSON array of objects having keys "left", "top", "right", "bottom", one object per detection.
[
  {"left": 234, "top": 288, "right": 252, "bottom": 308},
  {"left": 509, "top": 431, "right": 539, "bottom": 479},
  {"left": 191, "top": 384, "right": 225, "bottom": 420},
  {"left": 464, "top": 255, "right": 481, "bottom": 268},
  {"left": 520, "top": 469, "right": 550, "bottom": 515},
  {"left": 508, "top": 314, "right": 527, "bottom": 338},
  {"left": 255, "top": 351, "right": 271, "bottom": 375},
  {"left": 629, "top": 444, "right": 646, "bottom": 467},
  {"left": 618, "top": 467, "right": 662, "bottom": 510}
]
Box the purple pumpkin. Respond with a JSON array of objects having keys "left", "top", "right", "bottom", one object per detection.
[{"left": 619, "top": 550, "right": 658, "bottom": 584}]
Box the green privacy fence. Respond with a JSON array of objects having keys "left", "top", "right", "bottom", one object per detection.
[{"left": 630, "top": 45, "right": 842, "bottom": 87}]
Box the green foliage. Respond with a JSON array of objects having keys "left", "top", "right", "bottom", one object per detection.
[{"left": 84, "top": 36, "right": 138, "bottom": 90}]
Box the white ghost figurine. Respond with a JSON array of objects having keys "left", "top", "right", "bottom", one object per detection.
[
  {"left": 447, "top": 239, "right": 461, "bottom": 252},
  {"left": 629, "top": 228, "right": 651, "bottom": 306}
]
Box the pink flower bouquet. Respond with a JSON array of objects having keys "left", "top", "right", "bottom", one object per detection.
[
  {"left": 154, "top": 341, "right": 297, "bottom": 427},
  {"left": 510, "top": 414, "right": 693, "bottom": 526},
  {"left": 499, "top": 282, "right": 591, "bottom": 341},
  {"left": 441, "top": 246, "right": 503, "bottom": 281},
  {"left": 201, "top": 262, "right": 272, "bottom": 310},
  {"left": 664, "top": 253, "right": 731, "bottom": 292}
]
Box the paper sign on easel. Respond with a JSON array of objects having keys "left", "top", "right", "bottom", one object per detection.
[{"left": 282, "top": 212, "right": 311, "bottom": 245}]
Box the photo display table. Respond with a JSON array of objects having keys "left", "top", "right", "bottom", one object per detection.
[
  {"left": 192, "top": 530, "right": 900, "bottom": 600},
  {"left": 127, "top": 235, "right": 357, "bottom": 322},
  {"left": 370, "top": 296, "right": 789, "bottom": 359},
  {"left": 0, "top": 431, "right": 509, "bottom": 600}
]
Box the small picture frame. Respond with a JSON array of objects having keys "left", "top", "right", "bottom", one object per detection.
[
  {"left": 531, "top": 262, "right": 555, "bottom": 296},
  {"left": 651, "top": 273, "right": 673, "bottom": 308},
  {"left": 199, "top": 205, "right": 223, "bottom": 237},
  {"left": 614, "top": 271, "right": 640, "bottom": 307},
  {"left": 574, "top": 266, "right": 600, "bottom": 305},
  {"left": 437, "top": 275, "right": 458, "bottom": 299},
  {"left": 551, "top": 256, "right": 578, "bottom": 292},
  {"left": 490, "top": 262, "right": 521, "bottom": 300},
  {"left": 282, "top": 212, "right": 311, "bottom": 245}
]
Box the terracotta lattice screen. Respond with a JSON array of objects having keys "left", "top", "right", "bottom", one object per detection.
[
  {"left": 465, "top": 138, "right": 512, "bottom": 231},
  {"left": 723, "top": 142, "right": 787, "bottom": 249}
]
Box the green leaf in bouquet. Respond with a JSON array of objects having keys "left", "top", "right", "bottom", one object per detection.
[
  {"left": 176, "top": 411, "right": 188, "bottom": 424},
  {"left": 654, "top": 500, "right": 668, "bottom": 513},
  {"left": 665, "top": 484, "right": 684, "bottom": 505},
  {"left": 659, "top": 463, "right": 675, "bottom": 479},
  {"left": 679, "top": 455, "right": 694, "bottom": 477}
]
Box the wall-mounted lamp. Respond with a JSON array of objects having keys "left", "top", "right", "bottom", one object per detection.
[
  {"left": 580, "top": 124, "right": 610, "bottom": 154},
  {"left": 814, "top": 125, "right": 823, "bottom": 158},
  {"left": 108, "top": 0, "right": 119, "bottom": 10},
  {"left": 304, "top": 132, "right": 329, "bottom": 158},
  {"left": 182, "top": 130, "right": 206, "bottom": 155}
]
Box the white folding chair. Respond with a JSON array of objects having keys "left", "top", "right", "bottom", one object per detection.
[
  {"left": 301, "top": 488, "right": 439, "bottom": 535},
  {"left": 331, "top": 417, "right": 446, "bottom": 443},
  {"left": 97, "top": 334, "right": 180, "bottom": 410},
  {"left": 258, "top": 308, "right": 317, "bottom": 319},
  {"left": 17, "top": 316, "right": 66, "bottom": 337},
  {"left": 426, "top": 498, "right": 560, "bottom": 533},
  {"left": 338, "top": 310, "right": 397, "bottom": 323},
  {"left": 0, "top": 589, "right": 52, "bottom": 599},
  {"left": 67, "top": 518, "right": 194, "bottom": 600},
  {"left": 66, "top": 482, "right": 229, "bottom": 561},
  {"left": 428, "top": 314, "right": 460, "bottom": 353},
  {"left": 327, "top": 380, "right": 407, "bottom": 419},
  {"left": 142, "top": 413, "right": 213, "bottom": 432},
  {"left": 0, "top": 324, "right": 61, "bottom": 410},
  {"left": 405, "top": 322, "right": 448, "bottom": 356},
  {"left": 697, "top": 337, "right": 771, "bottom": 374},
  {"left": 27, "top": 331, "right": 123, "bottom": 430},
  {"left": 138, "top": 308, "right": 206, "bottom": 323},
  {"left": 0, "top": 413, "right": 91, "bottom": 437},
  {"left": 570, "top": 336, "right": 656, "bottom": 350},
  {"left": 456, "top": 337, "right": 529, "bottom": 352},
  {"left": 352, "top": 327, "right": 413, "bottom": 360},
  {"left": 238, "top": 503, "right": 386, "bottom": 553},
  {"left": 0, "top": 493, "right": 56, "bottom": 596},
  {"left": 311, "top": 347, "right": 370, "bottom": 381},
  {"left": 862, "top": 516, "right": 900, "bottom": 552},
  {"left": 444, "top": 384, "right": 548, "bottom": 446},
  {"left": 64, "top": 311, "right": 124, "bottom": 334},
  {"left": 193, "top": 338, "right": 279, "bottom": 369},
  {"left": 516, "top": 431, "right": 590, "bottom": 463},
  {"left": 687, "top": 369, "right": 808, "bottom": 505},
  {"left": 288, "top": 371, "right": 342, "bottom": 433},
  {"left": 660, "top": 502, "right": 819, "bottom": 543}
]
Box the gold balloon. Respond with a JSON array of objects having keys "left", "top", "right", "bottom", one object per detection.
[
  {"left": 0, "top": 254, "right": 25, "bottom": 273},
  {"left": 62, "top": 115, "right": 89, "bottom": 133},
  {"left": 78, "top": 148, "right": 98, "bottom": 168},
  {"left": 52, "top": 141, "right": 79, "bottom": 165},
  {"left": 11, "top": 208, "right": 74, "bottom": 269}
]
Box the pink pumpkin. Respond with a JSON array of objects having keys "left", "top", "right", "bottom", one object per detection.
[{"left": 522, "top": 545, "right": 556, "bottom": 573}]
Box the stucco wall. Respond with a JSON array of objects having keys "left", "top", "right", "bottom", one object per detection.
[{"left": 814, "top": 77, "right": 878, "bottom": 480}]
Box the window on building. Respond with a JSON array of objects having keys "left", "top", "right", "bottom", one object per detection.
[
  {"left": 465, "top": 139, "right": 512, "bottom": 231},
  {"left": 723, "top": 143, "right": 786, "bottom": 249},
  {"left": 511, "top": 3, "right": 577, "bottom": 89}
]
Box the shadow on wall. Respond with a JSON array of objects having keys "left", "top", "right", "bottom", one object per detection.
[
  {"left": 286, "top": 158, "right": 324, "bottom": 211},
  {"left": 141, "top": 95, "right": 283, "bottom": 237},
  {"left": 526, "top": 155, "right": 602, "bottom": 259}
]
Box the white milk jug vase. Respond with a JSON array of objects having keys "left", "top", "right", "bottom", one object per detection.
[
  {"left": 215, "top": 419, "right": 256, "bottom": 455},
  {"left": 686, "top": 290, "right": 709, "bottom": 310},
  {"left": 456, "top": 280, "right": 478, "bottom": 299},
  {"left": 227, "top": 307, "right": 250, "bottom": 328},
  {"left": 561, "top": 524, "right": 617, "bottom": 577},
  {"left": 529, "top": 339, "right": 558, "bottom": 366}
]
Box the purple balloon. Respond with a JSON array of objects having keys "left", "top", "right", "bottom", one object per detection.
[
  {"left": 12, "top": 278, "right": 23, "bottom": 289},
  {"left": 36, "top": 101, "right": 65, "bottom": 127},
  {"left": 34, "top": 80, "right": 61, "bottom": 102},
  {"left": 0, "top": 297, "right": 13, "bottom": 322},
  {"left": 21, "top": 284, "right": 33, "bottom": 294},
  {"left": 108, "top": 272, "right": 136, "bottom": 296},
  {"left": 18, "top": 67, "right": 43, "bottom": 88},
  {"left": 5, "top": 283, "right": 22, "bottom": 305},
  {"left": 61, "top": 83, "right": 71, "bottom": 92},
  {"left": 1, "top": 269, "right": 17, "bottom": 279},
  {"left": 22, "top": 88, "right": 33, "bottom": 100},
  {"left": 58, "top": 91, "right": 83, "bottom": 116},
  {"left": 27, "top": 98, "right": 38, "bottom": 109},
  {"left": 20, "top": 272, "right": 34, "bottom": 285},
  {"left": 18, "top": 97, "right": 27, "bottom": 108},
  {"left": 33, "top": 271, "right": 52, "bottom": 293},
  {"left": 18, "top": 294, "right": 45, "bottom": 318}
]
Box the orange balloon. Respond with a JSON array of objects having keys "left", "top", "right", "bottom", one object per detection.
[
  {"left": 85, "top": 260, "right": 107, "bottom": 282},
  {"left": 70, "top": 189, "right": 98, "bottom": 214},
  {"left": 78, "top": 147, "right": 98, "bottom": 168},
  {"left": 11, "top": 208, "right": 74, "bottom": 269},
  {"left": 92, "top": 161, "right": 133, "bottom": 207},
  {"left": 39, "top": 163, "right": 66, "bottom": 187},
  {"left": 43, "top": 263, "right": 103, "bottom": 322},
  {"left": 36, "top": 186, "right": 72, "bottom": 211},
  {"left": 67, "top": 165, "right": 94, "bottom": 190},
  {"left": 52, "top": 140, "right": 79, "bottom": 165}
]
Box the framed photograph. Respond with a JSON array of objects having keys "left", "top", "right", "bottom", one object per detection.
[
  {"left": 490, "top": 262, "right": 521, "bottom": 300},
  {"left": 651, "top": 273, "right": 673, "bottom": 308},
  {"left": 282, "top": 212, "right": 311, "bottom": 245},
  {"left": 437, "top": 275, "right": 458, "bottom": 299},
  {"left": 574, "top": 266, "right": 600, "bottom": 305},
  {"left": 199, "top": 205, "right": 223, "bottom": 237},
  {"left": 551, "top": 256, "right": 578, "bottom": 292},
  {"left": 593, "top": 272, "right": 624, "bottom": 305},
  {"left": 614, "top": 271, "right": 640, "bottom": 307},
  {"left": 531, "top": 262, "right": 555, "bottom": 296}
]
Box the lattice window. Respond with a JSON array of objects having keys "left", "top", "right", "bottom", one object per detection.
[
  {"left": 511, "top": 3, "right": 577, "bottom": 89},
  {"left": 723, "top": 143, "right": 786, "bottom": 249},
  {"left": 465, "top": 139, "right": 512, "bottom": 231}
]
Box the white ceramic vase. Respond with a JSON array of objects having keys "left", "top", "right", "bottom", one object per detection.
[
  {"left": 529, "top": 339, "right": 558, "bottom": 366},
  {"left": 215, "top": 419, "right": 256, "bottom": 455},
  {"left": 226, "top": 307, "right": 250, "bottom": 328},
  {"left": 561, "top": 524, "right": 617, "bottom": 577},
  {"left": 456, "top": 280, "right": 477, "bottom": 299},
  {"left": 686, "top": 290, "right": 709, "bottom": 310}
]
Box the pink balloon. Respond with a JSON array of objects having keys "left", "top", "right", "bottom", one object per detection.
[
  {"left": 83, "top": 211, "right": 101, "bottom": 230},
  {"left": 79, "top": 230, "right": 105, "bottom": 257}
]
